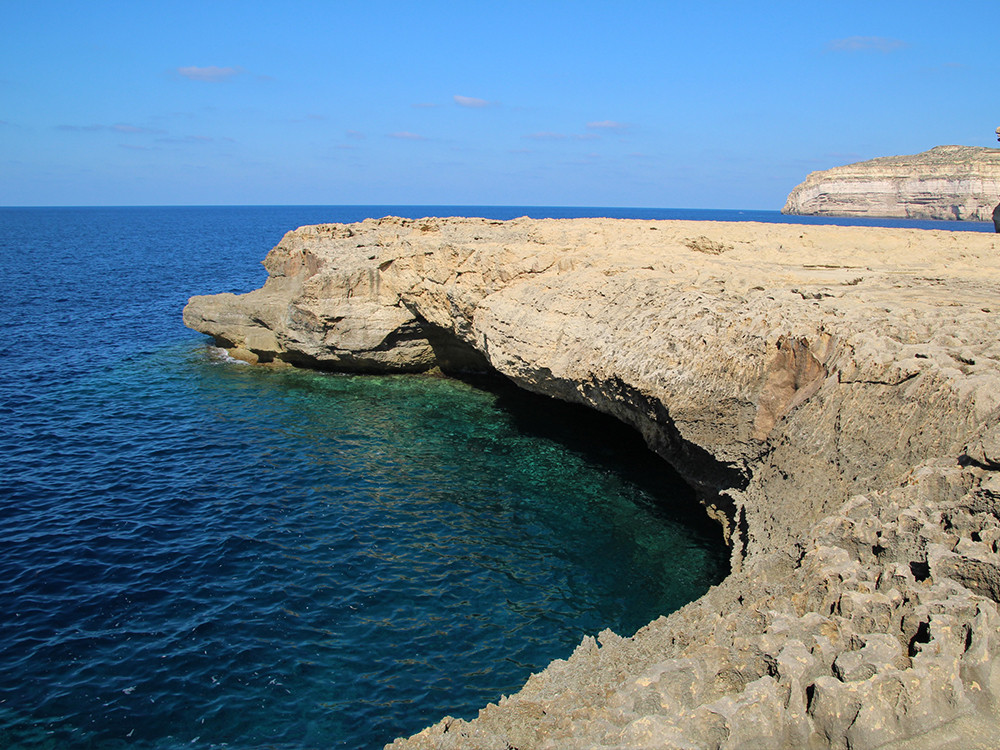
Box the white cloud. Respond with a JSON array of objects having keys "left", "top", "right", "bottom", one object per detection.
[
  {"left": 523, "top": 131, "right": 600, "bottom": 141},
  {"left": 177, "top": 65, "right": 243, "bottom": 82},
  {"left": 57, "top": 123, "right": 163, "bottom": 134},
  {"left": 284, "top": 114, "right": 328, "bottom": 124},
  {"left": 454, "top": 95, "right": 489, "bottom": 108},
  {"left": 112, "top": 124, "right": 164, "bottom": 134},
  {"left": 388, "top": 131, "right": 427, "bottom": 140},
  {"left": 523, "top": 131, "right": 567, "bottom": 140},
  {"left": 826, "top": 36, "right": 906, "bottom": 53},
  {"left": 156, "top": 135, "right": 218, "bottom": 144},
  {"left": 586, "top": 120, "right": 627, "bottom": 130}
]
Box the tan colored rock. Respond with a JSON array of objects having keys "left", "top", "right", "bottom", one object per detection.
[
  {"left": 783, "top": 145, "right": 1000, "bottom": 221},
  {"left": 184, "top": 216, "right": 1000, "bottom": 748}
]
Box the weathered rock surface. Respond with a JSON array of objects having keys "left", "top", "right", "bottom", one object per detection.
[
  {"left": 783, "top": 145, "right": 1000, "bottom": 221},
  {"left": 184, "top": 217, "right": 1000, "bottom": 748}
]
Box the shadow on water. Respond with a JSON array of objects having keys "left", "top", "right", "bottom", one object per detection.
[{"left": 463, "top": 373, "right": 727, "bottom": 536}]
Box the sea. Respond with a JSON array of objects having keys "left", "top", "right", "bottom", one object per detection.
[{"left": 0, "top": 206, "right": 992, "bottom": 750}]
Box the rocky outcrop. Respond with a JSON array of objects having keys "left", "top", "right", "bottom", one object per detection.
[
  {"left": 184, "top": 217, "right": 1000, "bottom": 748},
  {"left": 783, "top": 145, "right": 1000, "bottom": 221}
]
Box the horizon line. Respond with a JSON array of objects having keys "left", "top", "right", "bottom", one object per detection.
[{"left": 0, "top": 203, "right": 773, "bottom": 211}]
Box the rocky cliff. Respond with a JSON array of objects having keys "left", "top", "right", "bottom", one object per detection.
[
  {"left": 185, "top": 217, "right": 1000, "bottom": 749},
  {"left": 783, "top": 145, "right": 1000, "bottom": 221}
]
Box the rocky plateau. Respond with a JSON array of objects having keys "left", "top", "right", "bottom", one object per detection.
[
  {"left": 783, "top": 145, "right": 1000, "bottom": 222},
  {"left": 184, "top": 216, "right": 1000, "bottom": 748}
]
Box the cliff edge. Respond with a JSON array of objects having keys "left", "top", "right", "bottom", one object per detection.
[
  {"left": 185, "top": 217, "right": 1000, "bottom": 748},
  {"left": 783, "top": 145, "right": 1000, "bottom": 221}
]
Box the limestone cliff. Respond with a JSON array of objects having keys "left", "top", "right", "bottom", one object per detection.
[
  {"left": 185, "top": 217, "right": 1000, "bottom": 749},
  {"left": 783, "top": 145, "right": 1000, "bottom": 221}
]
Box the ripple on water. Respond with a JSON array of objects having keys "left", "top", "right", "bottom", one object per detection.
[{"left": 0, "top": 345, "right": 729, "bottom": 750}]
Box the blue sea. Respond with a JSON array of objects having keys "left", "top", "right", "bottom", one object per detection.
[{"left": 0, "top": 206, "right": 991, "bottom": 750}]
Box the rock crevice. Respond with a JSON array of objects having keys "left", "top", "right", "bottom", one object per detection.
[{"left": 184, "top": 216, "right": 1000, "bottom": 748}]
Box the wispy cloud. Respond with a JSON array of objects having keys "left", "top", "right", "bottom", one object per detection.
[
  {"left": 57, "top": 123, "right": 164, "bottom": 134},
  {"left": 928, "top": 61, "right": 966, "bottom": 72},
  {"left": 177, "top": 65, "right": 244, "bottom": 82},
  {"left": 388, "top": 131, "right": 427, "bottom": 140},
  {"left": 522, "top": 131, "right": 600, "bottom": 141},
  {"left": 412, "top": 102, "right": 439, "bottom": 109},
  {"left": 156, "top": 134, "right": 224, "bottom": 144},
  {"left": 586, "top": 120, "right": 628, "bottom": 131},
  {"left": 283, "top": 113, "right": 328, "bottom": 124},
  {"left": 57, "top": 124, "right": 106, "bottom": 132},
  {"left": 345, "top": 129, "right": 366, "bottom": 139},
  {"left": 826, "top": 36, "right": 906, "bottom": 53},
  {"left": 111, "top": 124, "right": 163, "bottom": 134},
  {"left": 454, "top": 94, "right": 489, "bottom": 108},
  {"left": 523, "top": 131, "right": 567, "bottom": 141}
]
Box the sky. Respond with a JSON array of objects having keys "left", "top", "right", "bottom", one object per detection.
[{"left": 2, "top": 0, "right": 998, "bottom": 208}]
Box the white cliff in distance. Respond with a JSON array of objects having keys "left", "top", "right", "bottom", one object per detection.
[{"left": 783, "top": 145, "right": 1000, "bottom": 221}]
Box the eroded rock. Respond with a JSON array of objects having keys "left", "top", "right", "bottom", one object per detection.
[{"left": 184, "top": 216, "right": 1000, "bottom": 748}]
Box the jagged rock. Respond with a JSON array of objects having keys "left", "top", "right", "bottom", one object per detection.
[
  {"left": 782, "top": 145, "right": 1000, "bottom": 221},
  {"left": 184, "top": 216, "right": 1000, "bottom": 748}
]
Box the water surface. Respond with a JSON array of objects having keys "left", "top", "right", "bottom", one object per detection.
[{"left": 0, "top": 206, "right": 732, "bottom": 749}]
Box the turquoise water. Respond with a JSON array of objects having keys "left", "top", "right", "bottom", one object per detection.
[{"left": 1, "top": 205, "right": 983, "bottom": 749}]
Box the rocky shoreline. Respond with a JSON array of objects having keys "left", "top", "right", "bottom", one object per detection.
[{"left": 185, "top": 217, "right": 1000, "bottom": 748}]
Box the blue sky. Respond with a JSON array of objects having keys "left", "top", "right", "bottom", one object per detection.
[{"left": 2, "top": 0, "right": 998, "bottom": 208}]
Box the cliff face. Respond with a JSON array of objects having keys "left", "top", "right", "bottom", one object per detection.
[
  {"left": 783, "top": 145, "right": 1000, "bottom": 221},
  {"left": 185, "top": 217, "right": 1000, "bottom": 749}
]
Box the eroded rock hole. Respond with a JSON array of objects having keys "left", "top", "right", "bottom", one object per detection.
[
  {"left": 909, "top": 560, "right": 931, "bottom": 582},
  {"left": 909, "top": 621, "right": 931, "bottom": 656}
]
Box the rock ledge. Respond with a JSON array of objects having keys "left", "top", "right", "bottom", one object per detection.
[{"left": 184, "top": 217, "right": 1000, "bottom": 749}]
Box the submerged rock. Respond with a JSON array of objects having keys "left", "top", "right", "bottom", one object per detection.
[
  {"left": 185, "top": 216, "right": 1000, "bottom": 748},
  {"left": 783, "top": 145, "right": 1000, "bottom": 221}
]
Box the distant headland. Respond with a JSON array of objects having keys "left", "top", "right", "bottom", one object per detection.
[{"left": 783, "top": 145, "right": 1000, "bottom": 222}]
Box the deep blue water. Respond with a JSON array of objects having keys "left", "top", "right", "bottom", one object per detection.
[{"left": 0, "top": 206, "right": 988, "bottom": 750}]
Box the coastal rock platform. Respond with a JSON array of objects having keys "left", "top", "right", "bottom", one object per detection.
[{"left": 185, "top": 217, "right": 1000, "bottom": 749}]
